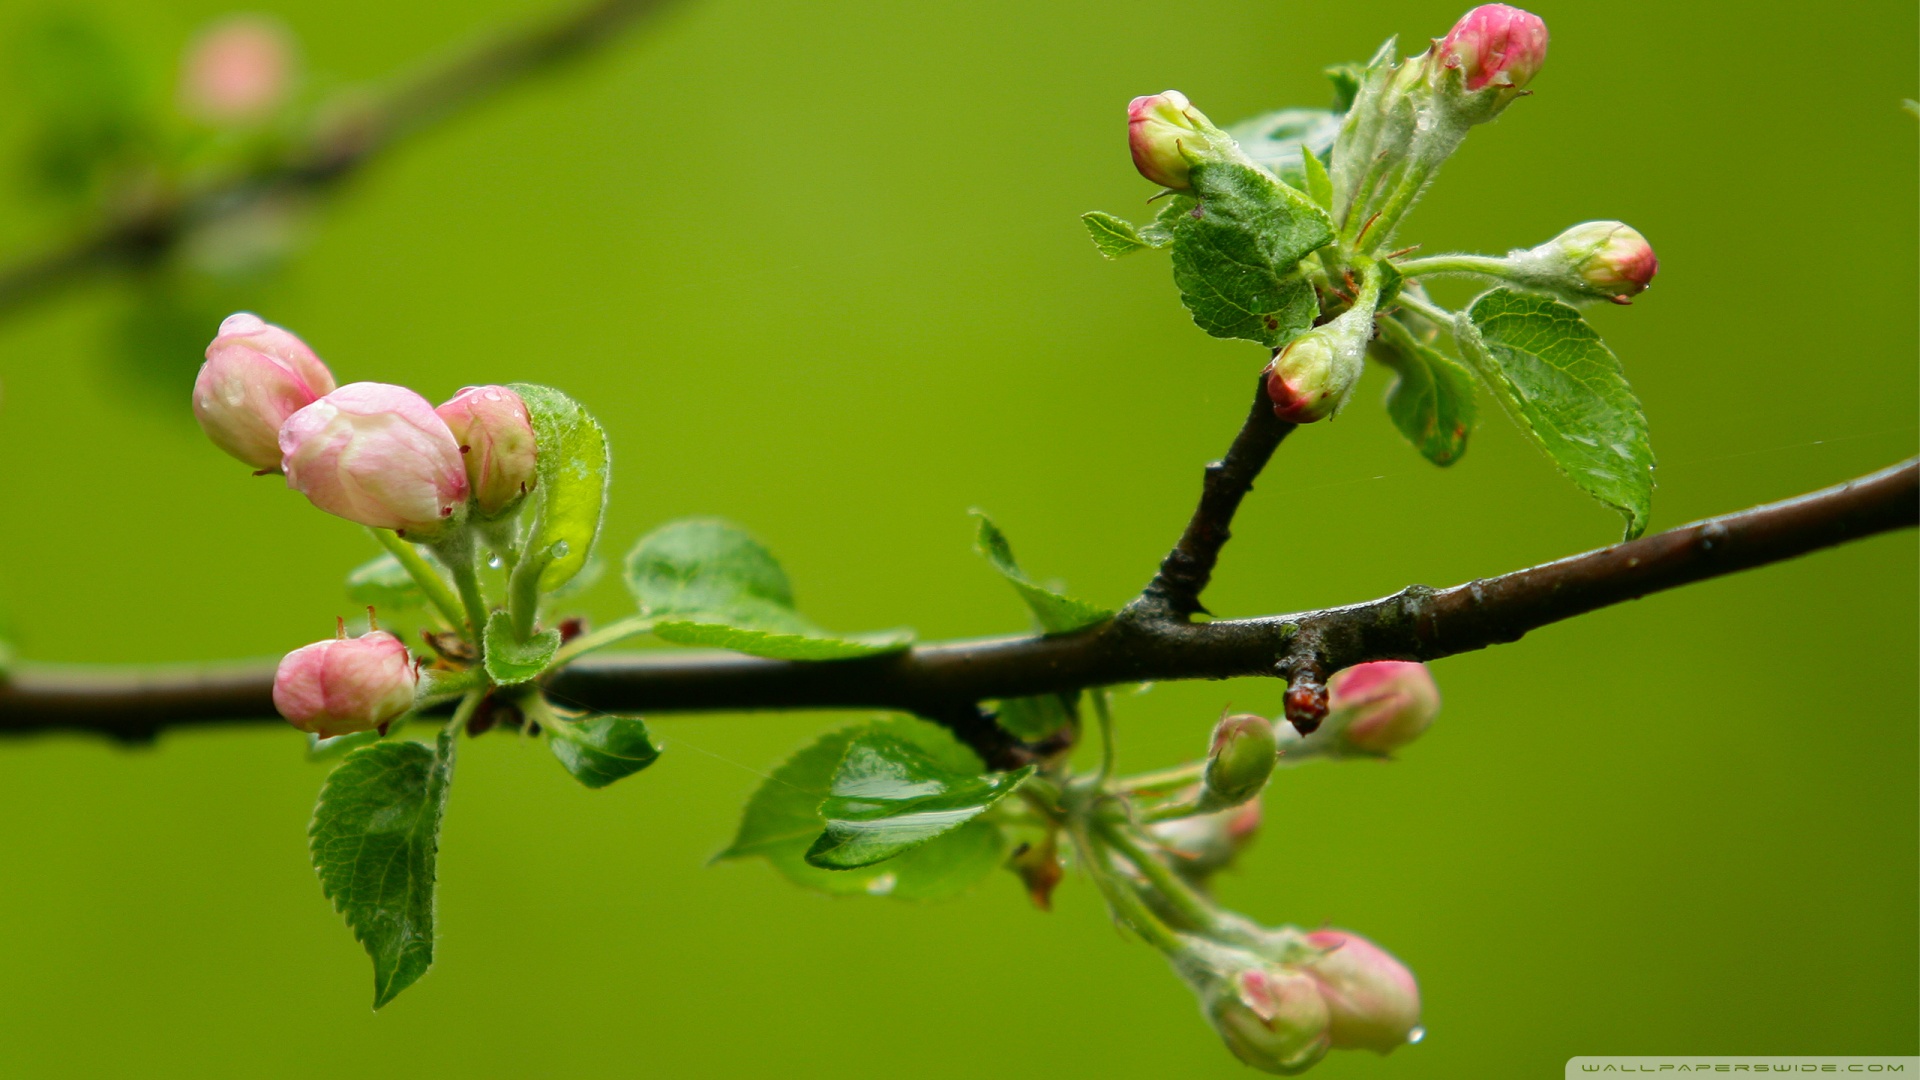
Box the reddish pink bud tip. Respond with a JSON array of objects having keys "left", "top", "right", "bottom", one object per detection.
[
  {"left": 1128, "top": 90, "right": 1213, "bottom": 190},
  {"left": 1327, "top": 661, "right": 1440, "bottom": 754},
  {"left": 1440, "top": 4, "right": 1548, "bottom": 91}
]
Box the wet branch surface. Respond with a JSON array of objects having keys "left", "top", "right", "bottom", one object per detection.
[{"left": 0, "top": 0, "right": 672, "bottom": 316}]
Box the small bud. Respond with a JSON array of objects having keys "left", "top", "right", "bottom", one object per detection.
[
  {"left": 180, "top": 16, "right": 295, "bottom": 124},
  {"left": 1514, "top": 221, "right": 1658, "bottom": 305},
  {"left": 1266, "top": 333, "right": 1343, "bottom": 424},
  {"left": 436, "top": 385, "right": 538, "bottom": 516},
  {"left": 1438, "top": 5, "right": 1548, "bottom": 92},
  {"left": 1201, "top": 713, "right": 1278, "bottom": 809},
  {"left": 1151, "top": 798, "right": 1262, "bottom": 881},
  {"left": 1325, "top": 661, "right": 1440, "bottom": 755},
  {"left": 193, "top": 313, "right": 336, "bottom": 472},
  {"left": 273, "top": 630, "right": 418, "bottom": 738},
  {"left": 1128, "top": 91, "right": 1224, "bottom": 191},
  {"left": 279, "top": 383, "right": 469, "bottom": 537},
  {"left": 1206, "top": 965, "right": 1332, "bottom": 1074},
  {"left": 1301, "top": 929, "right": 1422, "bottom": 1054}
]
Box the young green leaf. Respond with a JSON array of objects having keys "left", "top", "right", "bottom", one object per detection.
[
  {"left": 626, "top": 519, "right": 912, "bottom": 659},
  {"left": 507, "top": 383, "right": 609, "bottom": 593},
  {"left": 992, "top": 693, "right": 1076, "bottom": 740},
  {"left": 1372, "top": 317, "right": 1478, "bottom": 466},
  {"left": 1082, "top": 211, "right": 1152, "bottom": 258},
  {"left": 971, "top": 511, "right": 1110, "bottom": 634},
  {"left": 1224, "top": 107, "right": 1341, "bottom": 190},
  {"left": 1298, "top": 144, "right": 1335, "bottom": 210},
  {"left": 547, "top": 713, "right": 661, "bottom": 788},
  {"left": 805, "top": 733, "right": 1033, "bottom": 870},
  {"left": 310, "top": 729, "right": 455, "bottom": 1009},
  {"left": 1456, "top": 289, "right": 1656, "bottom": 538},
  {"left": 345, "top": 554, "right": 428, "bottom": 611},
  {"left": 715, "top": 718, "right": 1006, "bottom": 900},
  {"left": 482, "top": 610, "right": 561, "bottom": 686},
  {"left": 1169, "top": 160, "right": 1335, "bottom": 347}
]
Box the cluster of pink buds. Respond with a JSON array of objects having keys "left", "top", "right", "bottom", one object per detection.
[{"left": 193, "top": 313, "right": 543, "bottom": 734}]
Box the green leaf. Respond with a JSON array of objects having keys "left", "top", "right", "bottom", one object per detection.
[
  {"left": 507, "top": 384, "right": 609, "bottom": 593},
  {"left": 805, "top": 734, "right": 1033, "bottom": 870},
  {"left": 971, "top": 512, "right": 1110, "bottom": 634},
  {"left": 1169, "top": 160, "right": 1334, "bottom": 347},
  {"left": 716, "top": 718, "right": 1007, "bottom": 900},
  {"left": 548, "top": 714, "right": 661, "bottom": 788},
  {"left": 1298, "top": 142, "right": 1334, "bottom": 210},
  {"left": 992, "top": 693, "right": 1076, "bottom": 741},
  {"left": 346, "top": 554, "right": 428, "bottom": 611},
  {"left": 1372, "top": 318, "right": 1478, "bottom": 467},
  {"left": 1456, "top": 289, "right": 1656, "bottom": 538},
  {"left": 482, "top": 611, "right": 561, "bottom": 686},
  {"left": 1082, "top": 211, "right": 1151, "bottom": 258},
  {"left": 310, "top": 729, "right": 456, "bottom": 1009},
  {"left": 626, "top": 519, "right": 913, "bottom": 659},
  {"left": 1224, "top": 108, "right": 1341, "bottom": 189}
]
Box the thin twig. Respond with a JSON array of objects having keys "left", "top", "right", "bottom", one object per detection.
[
  {"left": 2, "top": 458, "right": 1910, "bottom": 759},
  {"left": 0, "top": 0, "right": 674, "bottom": 317}
]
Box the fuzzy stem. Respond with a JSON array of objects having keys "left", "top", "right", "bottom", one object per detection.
[{"left": 369, "top": 528, "right": 466, "bottom": 632}]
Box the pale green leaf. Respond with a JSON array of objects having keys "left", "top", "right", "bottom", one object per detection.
[
  {"left": 1457, "top": 289, "right": 1656, "bottom": 537},
  {"left": 310, "top": 729, "right": 455, "bottom": 1009},
  {"left": 1170, "top": 160, "right": 1334, "bottom": 347},
  {"left": 971, "top": 512, "right": 1110, "bottom": 634},
  {"left": 548, "top": 714, "right": 661, "bottom": 788},
  {"left": 1082, "top": 211, "right": 1151, "bottom": 258},
  {"left": 508, "top": 383, "right": 609, "bottom": 593},
  {"left": 482, "top": 610, "right": 560, "bottom": 686},
  {"left": 1224, "top": 107, "right": 1340, "bottom": 189},
  {"left": 805, "top": 733, "right": 1033, "bottom": 870}
]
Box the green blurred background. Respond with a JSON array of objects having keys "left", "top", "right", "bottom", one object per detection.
[{"left": 0, "top": 0, "right": 1913, "bottom": 1075}]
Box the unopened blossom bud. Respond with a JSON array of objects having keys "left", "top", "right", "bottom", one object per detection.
[
  {"left": 1438, "top": 5, "right": 1548, "bottom": 92},
  {"left": 436, "top": 385, "right": 537, "bottom": 516},
  {"left": 1326, "top": 661, "right": 1440, "bottom": 756},
  {"left": 1201, "top": 713, "right": 1277, "bottom": 809},
  {"left": 1206, "top": 965, "right": 1333, "bottom": 1074},
  {"left": 1128, "top": 91, "right": 1226, "bottom": 191},
  {"left": 193, "top": 313, "right": 336, "bottom": 472},
  {"left": 1514, "top": 221, "right": 1658, "bottom": 305},
  {"left": 180, "top": 16, "right": 295, "bottom": 124},
  {"left": 1302, "top": 929, "right": 1422, "bottom": 1054},
  {"left": 273, "top": 629, "right": 418, "bottom": 738},
  {"left": 1152, "top": 798, "right": 1262, "bottom": 881},
  {"left": 279, "top": 383, "right": 469, "bottom": 538}
]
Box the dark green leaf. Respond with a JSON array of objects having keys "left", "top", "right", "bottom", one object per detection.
[
  {"left": 1170, "top": 160, "right": 1334, "bottom": 347},
  {"left": 1224, "top": 108, "right": 1340, "bottom": 189},
  {"left": 715, "top": 718, "right": 1007, "bottom": 900},
  {"left": 970, "top": 512, "right": 1110, "bottom": 634},
  {"left": 1372, "top": 318, "right": 1478, "bottom": 467},
  {"left": 310, "top": 730, "right": 455, "bottom": 1009},
  {"left": 992, "top": 693, "right": 1076, "bottom": 740},
  {"left": 1457, "top": 289, "right": 1656, "bottom": 537},
  {"left": 508, "top": 384, "right": 609, "bottom": 593},
  {"left": 1082, "top": 211, "right": 1152, "bottom": 258},
  {"left": 346, "top": 554, "right": 427, "bottom": 611},
  {"left": 482, "top": 611, "right": 561, "bottom": 686},
  {"left": 805, "top": 733, "right": 1033, "bottom": 870},
  {"left": 548, "top": 714, "right": 661, "bottom": 788}
]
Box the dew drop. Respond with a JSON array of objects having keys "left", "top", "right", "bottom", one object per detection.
[
  {"left": 552, "top": 540, "right": 571, "bottom": 558},
  {"left": 487, "top": 554, "right": 504, "bottom": 569},
  {"left": 864, "top": 873, "right": 897, "bottom": 897},
  {"left": 1407, "top": 1027, "right": 1426, "bottom": 1045}
]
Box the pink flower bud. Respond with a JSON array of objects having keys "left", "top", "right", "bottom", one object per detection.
[
  {"left": 1564, "top": 221, "right": 1658, "bottom": 303},
  {"left": 1128, "top": 91, "right": 1219, "bottom": 191},
  {"left": 1266, "top": 332, "right": 1343, "bottom": 424},
  {"left": 1202, "top": 713, "right": 1278, "bottom": 809},
  {"left": 1207, "top": 965, "right": 1332, "bottom": 1074},
  {"left": 193, "top": 313, "right": 336, "bottom": 472},
  {"left": 1302, "top": 929, "right": 1423, "bottom": 1054},
  {"left": 1438, "top": 5, "right": 1548, "bottom": 91},
  {"left": 273, "top": 629, "right": 418, "bottom": 738},
  {"left": 436, "top": 385, "right": 538, "bottom": 516},
  {"left": 279, "top": 383, "right": 469, "bottom": 538},
  {"left": 180, "top": 16, "right": 294, "bottom": 124},
  {"left": 1326, "top": 661, "right": 1440, "bottom": 755}
]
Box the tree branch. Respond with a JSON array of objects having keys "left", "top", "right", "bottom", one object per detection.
[
  {"left": 3, "top": 459, "right": 1911, "bottom": 759},
  {"left": 0, "top": 0, "right": 673, "bottom": 317}
]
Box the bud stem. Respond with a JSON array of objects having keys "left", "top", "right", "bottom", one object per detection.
[
  {"left": 1068, "top": 819, "right": 1187, "bottom": 954},
  {"left": 430, "top": 531, "right": 493, "bottom": 645},
  {"left": 369, "top": 527, "right": 468, "bottom": 635},
  {"left": 1392, "top": 291, "right": 1456, "bottom": 329},
  {"left": 548, "top": 613, "right": 657, "bottom": 669},
  {"left": 1097, "top": 819, "right": 1226, "bottom": 935},
  {"left": 1090, "top": 688, "right": 1117, "bottom": 787},
  {"left": 1114, "top": 761, "right": 1207, "bottom": 797},
  {"left": 1393, "top": 253, "right": 1512, "bottom": 279},
  {"left": 446, "top": 686, "right": 485, "bottom": 737}
]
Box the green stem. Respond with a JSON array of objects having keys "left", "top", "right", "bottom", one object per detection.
[
  {"left": 1115, "top": 761, "right": 1205, "bottom": 798},
  {"left": 1395, "top": 253, "right": 1512, "bottom": 279},
  {"left": 505, "top": 548, "right": 550, "bottom": 641},
  {"left": 1139, "top": 796, "right": 1211, "bottom": 823},
  {"left": 445, "top": 687, "right": 485, "bottom": 737},
  {"left": 1359, "top": 160, "right": 1433, "bottom": 253},
  {"left": 1066, "top": 819, "right": 1186, "bottom": 955},
  {"left": 1097, "top": 818, "right": 1223, "bottom": 935},
  {"left": 1393, "top": 291, "right": 1455, "bottom": 329},
  {"left": 369, "top": 528, "right": 465, "bottom": 632},
  {"left": 549, "top": 614, "right": 656, "bottom": 669},
  {"left": 431, "top": 532, "right": 492, "bottom": 643},
  {"left": 1090, "top": 687, "right": 1116, "bottom": 788}
]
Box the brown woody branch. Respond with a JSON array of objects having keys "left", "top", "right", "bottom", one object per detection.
[{"left": 0, "top": 0, "right": 672, "bottom": 316}]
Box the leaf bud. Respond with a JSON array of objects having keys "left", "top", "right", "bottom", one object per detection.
[
  {"left": 180, "top": 16, "right": 295, "bottom": 124},
  {"left": 1437, "top": 5, "right": 1548, "bottom": 92},
  {"left": 1325, "top": 660, "right": 1440, "bottom": 756},
  {"left": 193, "top": 313, "right": 336, "bottom": 472},
  {"left": 279, "top": 383, "right": 470, "bottom": 538},
  {"left": 436, "top": 385, "right": 538, "bottom": 516},
  {"left": 1200, "top": 713, "right": 1277, "bottom": 809},
  {"left": 1512, "top": 221, "right": 1658, "bottom": 305},
  {"left": 273, "top": 629, "right": 418, "bottom": 738},
  {"left": 1300, "top": 929, "right": 1423, "bottom": 1054},
  {"left": 1205, "top": 963, "right": 1333, "bottom": 1074},
  {"left": 1128, "top": 91, "right": 1228, "bottom": 191}
]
